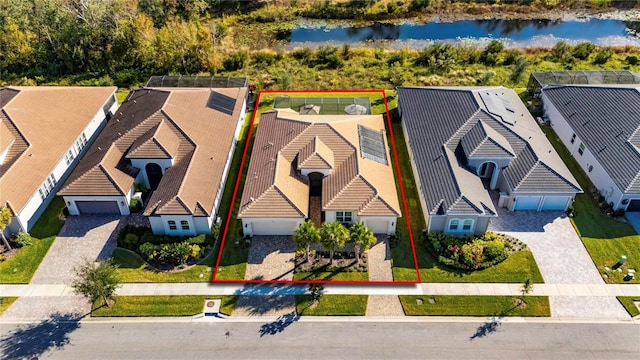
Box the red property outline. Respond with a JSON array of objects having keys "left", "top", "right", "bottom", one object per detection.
[{"left": 212, "top": 89, "right": 420, "bottom": 284}]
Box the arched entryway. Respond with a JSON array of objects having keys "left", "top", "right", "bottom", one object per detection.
[
  {"left": 308, "top": 172, "right": 324, "bottom": 227},
  {"left": 145, "top": 163, "right": 163, "bottom": 190},
  {"left": 478, "top": 161, "right": 498, "bottom": 190}
]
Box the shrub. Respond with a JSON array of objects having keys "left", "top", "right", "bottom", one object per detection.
[
  {"left": 223, "top": 52, "right": 249, "bottom": 71},
  {"left": 461, "top": 242, "right": 484, "bottom": 269},
  {"left": 572, "top": 42, "right": 595, "bottom": 60},
  {"left": 139, "top": 242, "right": 158, "bottom": 261},
  {"left": 211, "top": 222, "right": 221, "bottom": 241},
  {"left": 626, "top": 55, "right": 639, "bottom": 65},
  {"left": 253, "top": 51, "right": 277, "bottom": 67},
  {"left": 483, "top": 240, "right": 506, "bottom": 261},
  {"left": 14, "top": 231, "right": 33, "bottom": 247},
  {"left": 593, "top": 47, "right": 613, "bottom": 64},
  {"left": 129, "top": 198, "right": 142, "bottom": 213},
  {"left": 123, "top": 233, "right": 140, "bottom": 250},
  {"left": 117, "top": 225, "right": 151, "bottom": 248},
  {"left": 292, "top": 47, "right": 314, "bottom": 65},
  {"left": 315, "top": 46, "right": 344, "bottom": 69},
  {"left": 502, "top": 49, "right": 521, "bottom": 65},
  {"left": 551, "top": 41, "right": 573, "bottom": 63}
]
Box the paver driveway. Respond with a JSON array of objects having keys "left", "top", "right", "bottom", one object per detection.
[
  {"left": 488, "top": 208, "right": 602, "bottom": 284},
  {"left": 2, "top": 215, "right": 121, "bottom": 320},
  {"left": 244, "top": 236, "right": 296, "bottom": 281}
]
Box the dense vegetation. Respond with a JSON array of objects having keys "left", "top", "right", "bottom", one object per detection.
[{"left": 1, "top": 0, "right": 639, "bottom": 89}]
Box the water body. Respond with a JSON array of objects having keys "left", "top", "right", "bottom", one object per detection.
[{"left": 285, "top": 19, "right": 640, "bottom": 48}]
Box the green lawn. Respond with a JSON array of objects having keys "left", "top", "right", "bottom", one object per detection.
[
  {"left": 91, "top": 295, "right": 238, "bottom": 317},
  {"left": 0, "top": 297, "right": 18, "bottom": 315},
  {"left": 400, "top": 295, "right": 551, "bottom": 317},
  {"left": 112, "top": 248, "right": 214, "bottom": 283},
  {"left": 29, "top": 196, "right": 67, "bottom": 239},
  {"left": 542, "top": 127, "right": 640, "bottom": 284},
  {"left": 390, "top": 122, "right": 544, "bottom": 283},
  {"left": 0, "top": 236, "right": 56, "bottom": 284},
  {"left": 617, "top": 297, "right": 640, "bottom": 317},
  {"left": 293, "top": 271, "right": 369, "bottom": 282},
  {"left": 295, "top": 295, "right": 368, "bottom": 316}
]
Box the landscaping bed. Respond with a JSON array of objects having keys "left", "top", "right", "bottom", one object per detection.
[
  {"left": 295, "top": 295, "right": 367, "bottom": 316},
  {"left": 91, "top": 295, "right": 237, "bottom": 317},
  {"left": 399, "top": 295, "right": 551, "bottom": 317}
]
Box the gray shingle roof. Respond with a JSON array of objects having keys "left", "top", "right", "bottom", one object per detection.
[
  {"left": 543, "top": 85, "right": 640, "bottom": 193},
  {"left": 398, "top": 86, "right": 581, "bottom": 217}
]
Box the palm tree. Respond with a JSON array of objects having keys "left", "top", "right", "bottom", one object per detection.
[
  {"left": 319, "top": 221, "right": 349, "bottom": 265},
  {"left": 0, "top": 207, "right": 13, "bottom": 251},
  {"left": 350, "top": 221, "right": 377, "bottom": 263},
  {"left": 292, "top": 220, "right": 320, "bottom": 263}
]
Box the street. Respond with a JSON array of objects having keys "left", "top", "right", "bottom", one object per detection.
[{"left": 2, "top": 317, "right": 639, "bottom": 359}]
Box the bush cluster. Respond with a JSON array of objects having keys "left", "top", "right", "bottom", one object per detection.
[
  {"left": 116, "top": 225, "right": 213, "bottom": 266},
  {"left": 423, "top": 231, "right": 509, "bottom": 270},
  {"left": 14, "top": 231, "right": 33, "bottom": 247}
]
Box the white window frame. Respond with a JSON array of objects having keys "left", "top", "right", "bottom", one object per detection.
[
  {"left": 168, "top": 220, "right": 177, "bottom": 230},
  {"left": 336, "top": 211, "right": 352, "bottom": 223},
  {"left": 448, "top": 218, "right": 474, "bottom": 232},
  {"left": 578, "top": 143, "right": 585, "bottom": 155},
  {"left": 448, "top": 219, "right": 459, "bottom": 231},
  {"left": 462, "top": 219, "right": 473, "bottom": 231},
  {"left": 64, "top": 149, "right": 75, "bottom": 165},
  {"left": 38, "top": 173, "right": 57, "bottom": 201},
  {"left": 180, "top": 220, "right": 190, "bottom": 230}
]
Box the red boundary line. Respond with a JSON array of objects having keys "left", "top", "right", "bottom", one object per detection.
[{"left": 213, "top": 89, "right": 420, "bottom": 285}]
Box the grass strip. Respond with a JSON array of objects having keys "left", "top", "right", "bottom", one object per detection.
[
  {"left": 617, "top": 297, "right": 640, "bottom": 317},
  {"left": 400, "top": 295, "right": 550, "bottom": 316},
  {"left": 91, "top": 295, "right": 238, "bottom": 317},
  {"left": 295, "top": 295, "right": 367, "bottom": 316}
]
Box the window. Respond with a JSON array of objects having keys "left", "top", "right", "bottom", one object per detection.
[
  {"left": 181, "top": 220, "right": 190, "bottom": 230},
  {"left": 449, "top": 219, "right": 459, "bottom": 231},
  {"left": 74, "top": 133, "right": 88, "bottom": 154},
  {"left": 588, "top": 165, "right": 593, "bottom": 173},
  {"left": 64, "top": 149, "right": 75, "bottom": 165},
  {"left": 570, "top": 133, "right": 576, "bottom": 144},
  {"left": 462, "top": 219, "right": 473, "bottom": 231},
  {"left": 578, "top": 143, "right": 585, "bottom": 155},
  {"left": 38, "top": 174, "right": 57, "bottom": 201},
  {"left": 168, "top": 220, "right": 177, "bottom": 230},
  {"left": 336, "top": 211, "right": 352, "bottom": 223}
]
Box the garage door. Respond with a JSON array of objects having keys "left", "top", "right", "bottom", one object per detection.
[
  {"left": 76, "top": 201, "right": 120, "bottom": 214},
  {"left": 627, "top": 199, "right": 640, "bottom": 212},
  {"left": 540, "top": 196, "right": 570, "bottom": 211},
  {"left": 251, "top": 220, "right": 299, "bottom": 236},
  {"left": 365, "top": 220, "right": 389, "bottom": 234},
  {"left": 513, "top": 196, "right": 541, "bottom": 211}
]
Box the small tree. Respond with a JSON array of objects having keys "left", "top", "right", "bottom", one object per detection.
[
  {"left": 521, "top": 278, "right": 533, "bottom": 298},
  {"left": 292, "top": 220, "right": 320, "bottom": 263},
  {"left": 308, "top": 283, "right": 324, "bottom": 304},
  {"left": 349, "top": 221, "right": 377, "bottom": 263},
  {"left": 0, "top": 207, "right": 13, "bottom": 251},
  {"left": 72, "top": 259, "right": 120, "bottom": 308},
  {"left": 319, "top": 221, "right": 349, "bottom": 265}
]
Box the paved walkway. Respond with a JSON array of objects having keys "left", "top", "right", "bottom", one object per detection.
[
  {"left": 244, "top": 236, "right": 295, "bottom": 281},
  {"left": 367, "top": 236, "right": 393, "bottom": 282},
  {"left": 366, "top": 295, "right": 405, "bottom": 316}
]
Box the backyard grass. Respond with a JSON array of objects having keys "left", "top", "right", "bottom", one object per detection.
[
  {"left": 617, "top": 297, "right": 640, "bottom": 317},
  {"left": 112, "top": 248, "right": 214, "bottom": 283},
  {"left": 542, "top": 127, "right": 640, "bottom": 284},
  {"left": 0, "top": 297, "right": 18, "bottom": 315},
  {"left": 91, "top": 295, "right": 238, "bottom": 317},
  {"left": 0, "top": 236, "right": 57, "bottom": 285},
  {"left": 295, "top": 295, "right": 368, "bottom": 316},
  {"left": 399, "top": 295, "right": 551, "bottom": 317},
  {"left": 390, "top": 122, "right": 544, "bottom": 283},
  {"left": 293, "top": 271, "right": 369, "bottom": 282}
]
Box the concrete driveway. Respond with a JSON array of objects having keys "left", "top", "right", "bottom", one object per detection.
[
  {"left": 625, "top": 212, "right": 640, "bottom": 234},
  {"left": 488, "top": 208, "right": 603, "bottom": 284}
]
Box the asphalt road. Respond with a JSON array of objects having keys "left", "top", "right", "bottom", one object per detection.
[{"left": 1, "top": 318, "right": 639, "bottom": 359}]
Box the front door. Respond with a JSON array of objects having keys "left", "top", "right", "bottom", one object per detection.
[{"left": 145, "top": 163, "right": 163, "bottom": 190}]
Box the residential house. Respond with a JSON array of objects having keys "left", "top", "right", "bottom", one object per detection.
[
  {"left": 542, "top": 85, "right": 640, "bottom": 212},
  {"left": 1, "top": 86, "right": 117, "bottom": 235},
  {"left": 238, "top": 108, "right": 401, "bottom": 236},
  {"left": 397, "top": 86, "right": 582, "bottom": 235},
  {"left": 59, "top": 86, "right": 247, "bottom": 236}
]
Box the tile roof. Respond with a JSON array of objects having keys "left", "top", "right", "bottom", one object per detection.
[
  {"left": 543, "top": 85, "right": 640, "bottom": 193},
  {"left": 297, "top": 136, "right": 334, "bottom": 170},
  {"left": 239, "top": 110, "right": 401, "bottom": 219},
  {"left": 60, "top": 87, "right": 248, "bottom": 217},
  {"left": 398, "top": 86, "right": 581, "bottom": 216},
  {"left": 1, "top": 86, "right": 116, "bottom": 213}
]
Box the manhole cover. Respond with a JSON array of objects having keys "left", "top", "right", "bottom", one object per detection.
[{"left": 206, "top": 301, "right": 216, "bottom": 308}]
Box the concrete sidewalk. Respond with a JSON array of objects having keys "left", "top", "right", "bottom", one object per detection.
[{"left": 2, "top": 282, "right": 639, "bottom": 297}]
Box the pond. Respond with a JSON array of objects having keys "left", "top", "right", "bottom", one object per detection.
[{"left": 284, "top": 19, "right": 640, "bottom": 48}]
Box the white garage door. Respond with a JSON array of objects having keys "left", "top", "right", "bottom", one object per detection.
[
  {"left": 365, "top": 220, "right": 389, "bottom": 234},
  {"left": 513, "top": 196, "right": 541, "bottom": 211},
  {"left": 76, "top": 201, "right": 120, "bottom": 214},
  {"left": 251, "top": 220, "right": 299, "bottom": 236},
  {"left": 540, "top": 196, "right": 570, "bottom": 211}
]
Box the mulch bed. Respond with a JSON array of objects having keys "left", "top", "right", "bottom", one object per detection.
[{"left": 294, "top": 250, "right": 367, "bottom": 273}]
